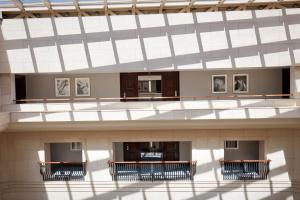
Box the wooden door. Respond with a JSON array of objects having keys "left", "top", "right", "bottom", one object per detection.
[
  {"left": 120, "top": 73, "right": 138, "bottom": 101},
  {"left": 120, "top": 72, "right": 180, "bottom": 101},
  {"left": 162, "top": 142, "right": 179, "bottom": 161},
  {"left": 123, "top": 142, "right": 149, "bottom": 161},
  {"left": 162, "top": 72, "right": 179, "bottom": 101}
]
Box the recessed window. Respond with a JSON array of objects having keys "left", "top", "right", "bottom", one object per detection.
[
  {"left": 70, "top": 142, "right": 82, "bottom": 151},
  {"left": 224, "top": 140, "right": 239, "bottom": 150},
  {"left": 138, "top": 75, "right": 162, "bottom": 97}
]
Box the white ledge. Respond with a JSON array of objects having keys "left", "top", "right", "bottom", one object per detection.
[{"left": 3, "top": 99, "right": 300, "bottom": 123}]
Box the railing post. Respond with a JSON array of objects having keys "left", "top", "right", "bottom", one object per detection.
[
  {"left": 107, "top": 161, "right": 197, "bottom": 181},
  {"left": 220, "top": 160, "right": 271, "bottom": 180},
  {"left": 190, "top": 162, "right": 194, "bottom": 181}
]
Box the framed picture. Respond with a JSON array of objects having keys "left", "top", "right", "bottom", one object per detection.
[
  {"left": 212, "top": 75, "right": 227, "bottom": 93},
  {"left": 55, "top": 78, "right": 70, "bottom": 97},
  {"left": 233, "top": 74, "right": 249, "bottom": 93},
  {"left": 75, "top": 78, "right": 90, "bottom": 96}
]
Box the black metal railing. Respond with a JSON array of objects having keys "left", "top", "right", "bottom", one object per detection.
[
  {"left": 108, "top": 161, "right": 197, "bottom": 181},
  {"left": 220, "top": 160, "right": 271, "bottom": 180},
  {"left": 39, "top": 162, "right": 87, "bottom": 181}
]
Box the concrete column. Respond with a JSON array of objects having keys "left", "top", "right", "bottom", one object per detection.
[
  {"left": 0, "top": 74, "right": 15, "bottom": 105},
  {"left": 290, "top": 66, "right": 300, "bottom": 99}
]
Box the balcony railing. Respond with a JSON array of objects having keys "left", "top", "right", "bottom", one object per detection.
[
  {"left": 220, "top": 160, "right": 271, "bottom": 180},
  {"left": 39, "top": 162, "right": 87, "bottom": 181},
  {"left": 108, "top": 161, "right": 197, "bottom": 181},
  {"left": 14, "top": 93, "right": 291, "bottom": 104}
]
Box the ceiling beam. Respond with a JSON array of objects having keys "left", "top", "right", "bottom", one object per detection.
[
  {"left": 4, "top": 0, "right": 300, "bottom": 17},
  {"left": 132, "top": 0, "right": 137, "bottom": 14},
  {"left": 178, "top": 7, "right": 187, "bottom": 13},
  {"left": 10, "top": 0, "right": 24, "bottom": 11},
  {"left": 235, "top": 5, "right": 246, "bottom": 10},
  {"left": 264, "top": 3, "right": 275, "bottom": 9},
  {"left": 188, "top": 0, "right": 197, "bottom": 8},
  {"left": 274, "top": 3, "right": 286, "bottom": 8},
  {"left": 104, "top": 0, "right": 108, "bottom": 15},
  {"left": 43, "top": 0, "right": 62, "bottom": 17},
  {"left": 73, "top": 0, "right": 80, "bottom": 10},
  {"left": 135, "top": 8, "right": 143, "bottom": 14},
  {"left": 159, "top": 0, "right": 166, "bottom": 13},
  {"left": 218, "top": 0, "right": 225, "bottom": 5}
]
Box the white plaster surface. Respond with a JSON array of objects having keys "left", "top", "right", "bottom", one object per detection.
[
  {"left": 0, "top": 129, "right": 298, "bottom": 200},
  {"left": 1, "top": 9, "right": 300, "bottom": 73}
]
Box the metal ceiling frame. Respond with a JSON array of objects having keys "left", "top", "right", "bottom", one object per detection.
[{"left": 0, "top": 0, "right": 299, "bottom": 17}]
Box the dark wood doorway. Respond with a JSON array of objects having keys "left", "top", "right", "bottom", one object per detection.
[
  {"left": 282, "top": 68, "right": 290, "bottom": 98},
  {"left": 123, "top": 142, "right": 179, "bottom": 161},
  {"left": 15, "top": 75, "right": 26, "bottom": 103},
  {"left": 120, "top": 72, "right": 179, "bottom": 101},
  {"left": 123, "top": 142, "right": 150, "bottom": 161}
]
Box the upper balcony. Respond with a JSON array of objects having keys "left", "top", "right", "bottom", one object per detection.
[{"left": 3, "top": 95, "right": 300, "bottom": 131}]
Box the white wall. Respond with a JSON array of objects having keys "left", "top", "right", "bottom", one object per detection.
[
  {"left": 49, "top": 143, "right": 82, "bottom": 162},
  {"left": 291, "top": 66, "right": 300, "bottom": 99},
  {"left": 22, "top": 69, "right": 281, "bottom": 99},
  {"left": 0, "top": 74, "right": 14, "bottom": 105},
  {"left": 0, "top": 9, "right": 300, "bottom": 74},
  {"left": 180, "top": 69, "right": 282, "bottom": 97},
  {"left": 224, "top": 141, "right": 259, "bottom": 160},
  {"left": 113, "top": 142, "right": 123, "bottom": 161},
  {"left": 25, "top": 73, "right": 120, "bottom": 99},
  {"left": 0, "top": 75, "right": 13, "bottom": 132},
  {"left": 179, "top": 141, "right": 191, "bottom": 161},
  {"left": 0, "top": 134, "right": 8, "bottom": 200},
  {"left": 0, "top": 129, "right": 299, "bottom": 200}
]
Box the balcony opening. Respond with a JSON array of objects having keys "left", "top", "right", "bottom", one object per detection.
[
  {"left": 15, "top": 75, "right": 26, "bottom": 104},
  {"left": 40, "top": 142, "right": 86, "bottom": 181},
  {"left": 282, "top": 68, "right": 290, "bottom": 98},
  {"left": 221, "top": 140, "right": 270, "bottom": 180},
  {"left": 109, "top": 141, "right": 196, "bottom": 181},
  {"left": 120, "top": 72, "right": 179, "bottom": 101}
]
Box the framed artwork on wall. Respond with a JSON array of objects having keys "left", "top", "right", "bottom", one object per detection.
[
  {"left": 75, "top": 78, "right": 91, "bottom": 96},
  {"left": 212, "top": 75, "right": 227, "bottom": 93},
  {"left": 55, "top": 78, "right": 70, "bottom": 97},
  {"left": 233, "top": 74, "right": 249, "bottom": 93}
]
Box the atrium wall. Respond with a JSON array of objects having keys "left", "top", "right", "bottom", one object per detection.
[{"left": 0, "top": 129, "right": 299, "bottom": 200}]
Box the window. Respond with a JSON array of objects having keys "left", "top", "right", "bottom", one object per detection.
[
  {"left": 138, "top": 75, "right": 162, "bottom": 97},
  {"left": 224, "top": 140, "right": 239, "bottom": 150},
  {"left": 70, "top": 142, "right": 82, "bottom": 151}
]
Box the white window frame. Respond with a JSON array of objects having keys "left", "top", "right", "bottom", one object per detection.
[
  {"left": 224, "top": 140, "right": 239, "bottom": 150},
  {"left": 70, "top": 142, "right": 82, "bottom": 151}
]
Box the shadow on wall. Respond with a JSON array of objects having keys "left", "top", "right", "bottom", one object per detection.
[
  {"left": 0, "top": 9, "right": 300, "bottom": 73},
  {"left": 4, "top": 131, "right": 293, "bottom": 200},
  {"left": 10, "top": 103, "right": 300, "bottom": 122}
]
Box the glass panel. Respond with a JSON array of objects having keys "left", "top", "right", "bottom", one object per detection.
[
  {"left": 0, "top": 0, "right": 14, "bottom": 5},
  {"left": 138, "top": 80, "right": 150, "bottom": 93},
  {"left": 138, "top": 75, "right": 162, "bottom": 98},
  {"left": 49, "top": 0, "right": 73, "bottom": 3},
  {"left": 150, "top": 80, "right": 161, "bottom": 93},
  {"left": 21, "top": 0, "right": 42, "bottom": 3}
]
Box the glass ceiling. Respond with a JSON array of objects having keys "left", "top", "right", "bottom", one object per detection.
[{"left": 0, "top": 0, "right": 296, "bottom": 11}]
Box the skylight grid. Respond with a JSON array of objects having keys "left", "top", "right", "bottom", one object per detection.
[
  {"left": 0, "top": 0, "right": 13, "bottom": 5},
  {"left": 48, "top": 0, "right": 73, "bottom": 3},
  {"left": 20, "top": 0, "right": 43, "bottom": 4}
]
